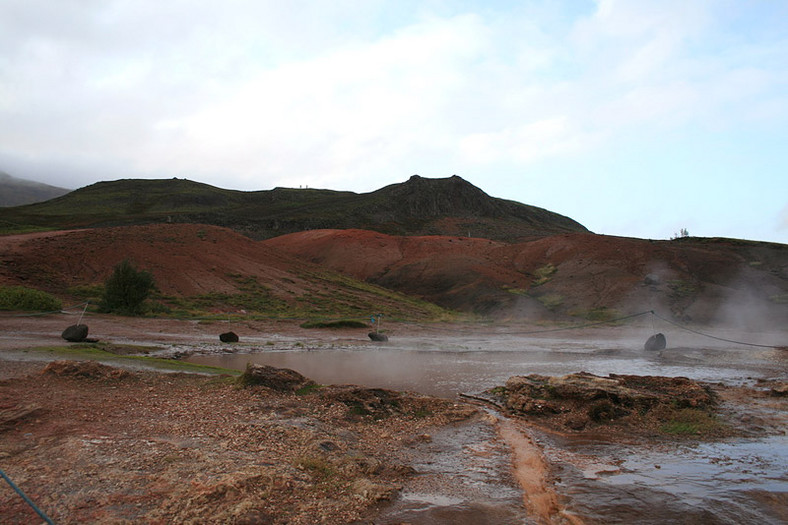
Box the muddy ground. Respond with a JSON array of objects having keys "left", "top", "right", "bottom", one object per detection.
[{"left": 1, "top": 313, "right": 786, "bottom": 524}]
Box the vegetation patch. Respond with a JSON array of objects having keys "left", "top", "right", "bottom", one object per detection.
[
  {"left": 532, "top": 263, "right": 557, "bottom": 286},
  {"left": 668, "top": 279, "right": 699, "bottom": 299},
  {"left": 769, "top": 294, "right": 788, "bottom": 305},
  {"left": 300, "top": 319, "right": 368, "bottom": 329},
  {"left": 584, "top": 307, "right": 621, "bottom": 322},
  {"left": 659, "top": 408, "right": 725, "bottom": 436},
  {"left": 0, "top": 285, "right": 62, "bottom": 311},
  {"left": 19, "top": 344, "right": 239, "bottom": 376},
  {"left": 536, "top": 293, "right": 564, "bottom": 311}
]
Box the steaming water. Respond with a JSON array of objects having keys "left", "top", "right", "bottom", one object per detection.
[{"left": 188, "top": 326, "right": 787, "bottom": 524}]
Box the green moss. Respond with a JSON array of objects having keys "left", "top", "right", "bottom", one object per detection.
[
  {"left": 532, "top": 264, "right": 557, "bottom": 286},
  {"left": 536, "top": 293, "right": 564, "bottom": 310},
  {"left": 295, "top": 383, "right": 322, "bottom": 395},
  {"left": 20, "top": 344, "right": 240, "bottom": 376},
  {"left": 659, "top": 408, "right": 725, "bottom": 436},
  {"left": 769, "top": 294, "right": 788, "bottom": 305},
  {"left": 300, "top": 319, "right": 368, "bottom": 329}
]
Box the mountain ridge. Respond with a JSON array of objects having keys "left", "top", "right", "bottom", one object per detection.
[
  {"left": 0, "top": 174, "right": 587, "bottom": 241},
  {"left": 0, "top": 172, "right": 71, "bottom": 207}
]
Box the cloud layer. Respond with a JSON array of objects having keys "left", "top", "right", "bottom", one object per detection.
[{"left": 1, "top": 0, "right": 786, "bottom": 242}]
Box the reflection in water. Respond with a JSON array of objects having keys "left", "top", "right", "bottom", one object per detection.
[{"left": 188, "top": 329, "right": 787, "bottom": 524}]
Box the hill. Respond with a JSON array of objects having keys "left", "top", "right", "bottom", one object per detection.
[
  {"left": 263, "top": 229, "right": 788, "bottom": 327},
  {"left": 0, "top": 172, "right": 70, "bottom": 207},
  {"left": 0, "top": 175, "right": 587, "bottom": 241},
  {"left": 1, "top": 223, "right": 785, "bottom": 326},
  {"left": 0, "top": 224, "right": 447, "bottom": 321}
]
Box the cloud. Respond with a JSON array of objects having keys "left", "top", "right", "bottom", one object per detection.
[{"left": 0, "top": 1, "right": 786, "bottom": 243}]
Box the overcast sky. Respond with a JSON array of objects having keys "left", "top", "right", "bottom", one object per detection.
[{"left": 1, "top": 0, "right": 786, "bottom": 243}]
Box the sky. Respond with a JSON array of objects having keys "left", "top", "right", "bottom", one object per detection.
[{"left": 1, "top": 0, "right": 787, "bottom": 243}]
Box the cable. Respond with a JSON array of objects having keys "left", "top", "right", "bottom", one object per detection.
[
  {"left": 0, "top": 301, "right": 90, "bottom": 318},
  {"left": 513, "top": 310, "right": 653, "bottom": 335},
  {"left": 650, "top": 311, "right": 781, "bottom": 349},
  {"left": 0, "top": 468, "right": 55, "bottom": 524}
]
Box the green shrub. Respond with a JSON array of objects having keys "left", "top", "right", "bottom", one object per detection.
[
  {"left": 0, "top": 286, "right": 62, "bottom": 311},
  {"left": 99, "top": 259, "right": 156, "bottom": 315}
]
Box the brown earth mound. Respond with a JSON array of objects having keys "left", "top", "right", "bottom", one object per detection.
[
  {"left": 0, "top": 361, "right": 476, "bottom": 524},
  {"left": 264, "top": 229, "right": 788, "bottom": 324},
  {"left": 2, "top": 224, "right": 786, "bottom": 325},
  {"left": 491, "top": 372, "right": 727, "bottom": 438},
  {"left": 0, "top": 224, "right": 439, "bottom": 319}
]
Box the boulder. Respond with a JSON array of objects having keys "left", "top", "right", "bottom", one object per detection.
[
  {"left": 368, "top": 332, "right": 388, "bottom": 342},
  {"left": 238, "top": 364, "right": 315, "bottom": 392},
  {"left": 62, "top": 324, "right": 89, "bottom": 342},
  {"left": 644, "top": 333, "right": 667, "bottom": 351},
  {"left": 219, "top": 331, "right": 239, "bottom": 343}
]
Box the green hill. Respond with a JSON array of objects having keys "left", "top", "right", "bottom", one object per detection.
[
  {"left": 0, "top": 172, "right": 70, "bottom": 207},
  {"left": 0, "top": 175, "right": 588, "bottom": 241}
]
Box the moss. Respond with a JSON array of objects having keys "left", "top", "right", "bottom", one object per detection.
[
  {"left": 532, "top": 263, "right": 557, "bottom": 286},
  {"left": 20, "top": 344, "right": 239, "bottom": 376},
  {"left": 536, "top": 293, "right": 564, "bottom": 310},
  {"left": 659, "top": 408, "right": 725, "bottom": 436}
]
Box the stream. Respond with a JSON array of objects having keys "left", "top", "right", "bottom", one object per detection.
[{"left": 187, "top": 325, "right": 787, "bottom": 524}]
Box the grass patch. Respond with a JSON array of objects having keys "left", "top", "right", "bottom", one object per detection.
[
  {"left": 532, "top": 263, "right": 557, "bottom": 286},
  {"left": 769, "top": 294, "right": 788, "bottom": 305},
  {"left": 536, "top": 293, "right": 564, "bottom": 311},
  {"left": 299, "top": 319, "right": 368, "bottom": 329},
  {"left": 296, "top": 456, "right": 336, "bottom": 480},
  {"left": 20, "top": 344, "right": 240, "bottom": 376},
  {"left": 668, "top": 279, "right": 699, "bottom": 299},
  {"left": 0, "top": 285, "right": 62, "bottom": 311},
  {"left": 659, "top": 408, "right": 725, "bottom": 436},
  {"left": 295, "top": 383, "right": 322, "bottom": 395}
]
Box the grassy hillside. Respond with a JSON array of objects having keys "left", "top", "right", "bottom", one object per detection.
[
  {"left": 0, "top": 172, "right": 70, "bottom": 207},
  {"left": 0, "top": 175, "right": 587, "bottom": 241}
]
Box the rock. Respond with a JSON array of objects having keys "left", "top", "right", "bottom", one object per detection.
[
  {"left": 219, "top": 331, "right": 239, "bottom": 343},
  {"left": 644, "top": 333, "right": 666, "bottom": 351},
  {"left": 644, "top": 274, "right": 661, "bottom": 285},
  {"left": 238, "top": 363, "right": 316, "bottom": 392},
  {"left": 351, "top": 478, "right": 400, "bottom": 502},
  {"left": 368, "top": 332, "right": 388, "bottom": 342},
  {"left": 61, "top": 324, "right": 89, "bottom": 342},
  {"left": 769, "top": 382, "right": 788, "bottom": 397}
]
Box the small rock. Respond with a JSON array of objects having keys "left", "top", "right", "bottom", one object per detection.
[
  {"left": 368, "top": 332, "right": 388, "bottom": 342},
  {"left": 769, "top": 382, "right": 788, "bottom": 397},
  {"left": 220, "top": 331, "right": 239, "bottom": 343},
  {"left": 644, "top": 333, "right": 667, "bottom": 351},
  {"left": 352, "top": 478, "right": 400, "bottom": 502}
]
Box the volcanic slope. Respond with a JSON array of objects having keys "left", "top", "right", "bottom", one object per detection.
[
  {"left": 0, "top": 174, "right": 587, "bottom": 241},
  {"left": 0, "top": 172, "right": 70, "bottom": 207},
  {"left": 262, "top": 229, "right": 788, "bottom": 326},
  {"left": 0, "top": 224, "right": 445, "bottom": 320}
]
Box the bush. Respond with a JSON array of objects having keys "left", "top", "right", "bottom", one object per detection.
[
  {"left": 99, "top": 259, "right": 156, "bottom": 315},
  {"left": 0, "top": 286, "right": 62, "bottom": 311}
]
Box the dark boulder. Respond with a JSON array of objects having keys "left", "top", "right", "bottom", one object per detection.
[
  {"left": 219, "top": 331, "right": 239, "bottom": 343},
  {"left": 62, "top": 324, "right": 89, "bottom": 342},
  {"left": 368, "top": 332, "right": 388, "bottom": 342},
  {"left": 644, "top": 333, "right": 667, "bottom": 351}
]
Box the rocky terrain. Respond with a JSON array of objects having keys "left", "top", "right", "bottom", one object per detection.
[
  {"left": 1, "top": 222, "right": 785, "bottom": 325},
  {"left": 0, "top": 357, "right": 482, "bottom": 524}
]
